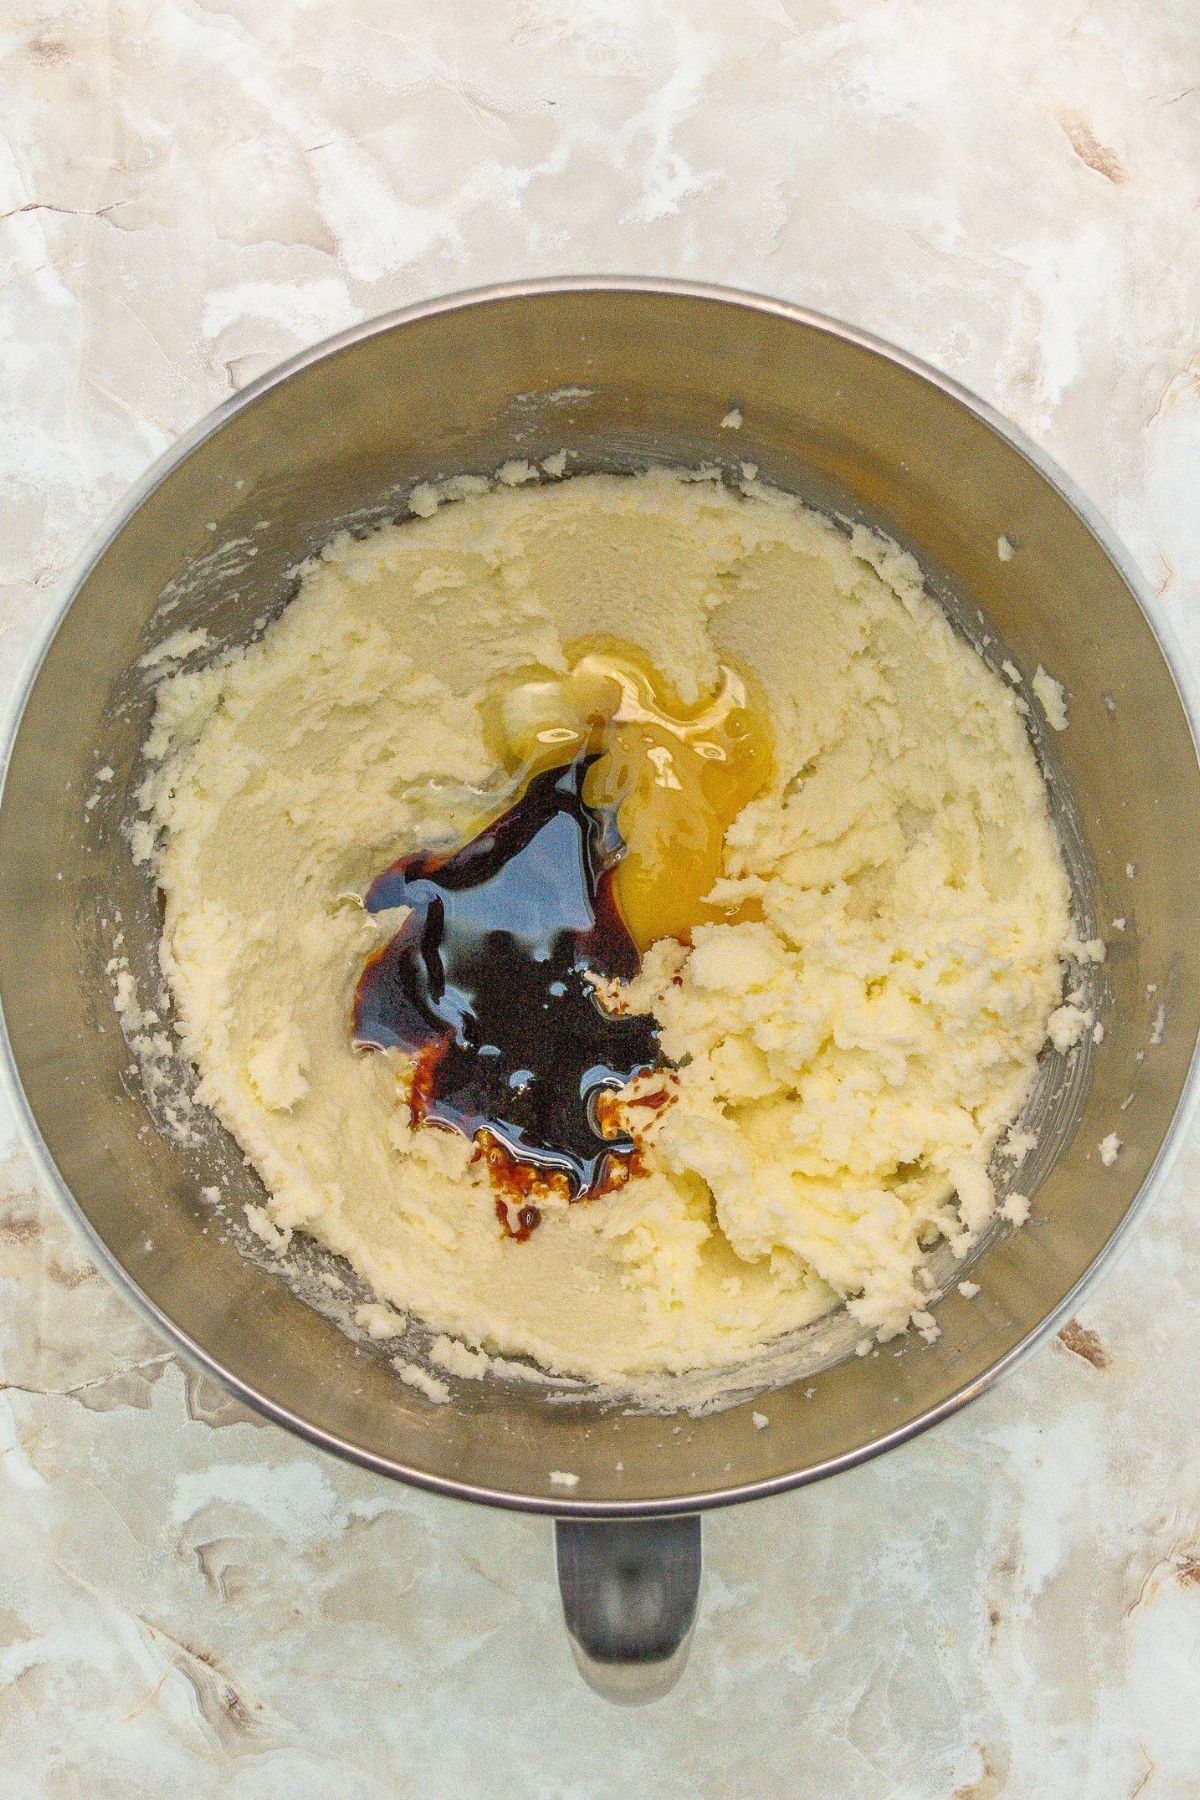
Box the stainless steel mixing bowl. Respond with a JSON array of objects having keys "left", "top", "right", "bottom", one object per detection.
[{"left": 2, "top": 279, "right": 1198, "bottom": 1702}]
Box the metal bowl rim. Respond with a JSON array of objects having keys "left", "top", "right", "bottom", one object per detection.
[{"left": 2, "top": 273, "right": 1198, "bottom": 1516}]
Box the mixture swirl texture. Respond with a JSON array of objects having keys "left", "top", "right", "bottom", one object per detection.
[{"left": 136, "top": 469, "right": 1072, "bottom": 1386}]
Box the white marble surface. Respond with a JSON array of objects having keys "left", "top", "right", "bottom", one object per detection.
[{"left": 2, "top": 0, "right": 1200, "bottom": 1791}]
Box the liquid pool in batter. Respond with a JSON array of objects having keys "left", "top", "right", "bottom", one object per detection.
[{"left": 353, "top": 639, "right": 772, "bottom": 1231}]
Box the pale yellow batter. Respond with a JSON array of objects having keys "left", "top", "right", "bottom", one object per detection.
[{"left": 136, "top": 468, "right": 1073, "bottom": 1384}]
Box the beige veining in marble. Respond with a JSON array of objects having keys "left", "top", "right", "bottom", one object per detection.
[{"left": 2, "top": 0, "right": 1200, "bottom": 1792}]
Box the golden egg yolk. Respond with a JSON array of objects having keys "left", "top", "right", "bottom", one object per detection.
[{"left": 480, "top": 637, "right": 773, "bottom": 951}]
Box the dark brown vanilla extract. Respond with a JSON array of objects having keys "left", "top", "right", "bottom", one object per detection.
[
  {"left": 354, "top": 755, "right": 661, "bottom": 1203},
  {"left": 352, "top": 639, "right": 772, "bottom": 1228}
]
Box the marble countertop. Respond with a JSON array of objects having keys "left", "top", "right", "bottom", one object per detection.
[{"left": 3, "top": 1, "right": 1199, "bottom": 1792}]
